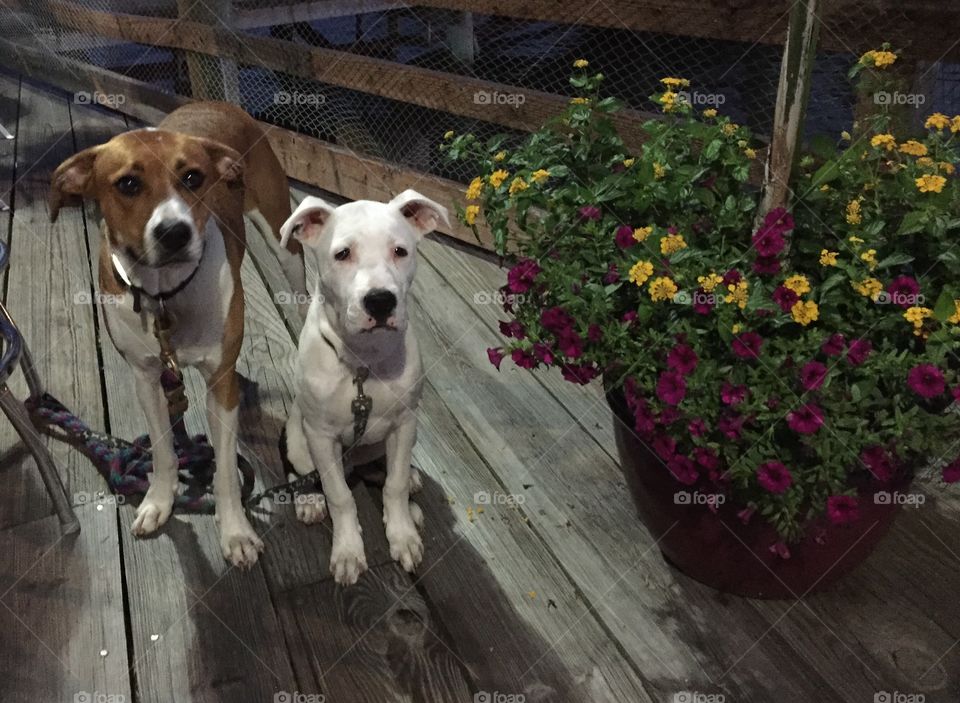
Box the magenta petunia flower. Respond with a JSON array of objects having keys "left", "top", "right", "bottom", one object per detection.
[
  {"left": 667, "top": 344, "right": 699, "bottom": 375},
  {"left": 886, "top": 275, "right": 921, "bottom": 309},
  {"left": 752, "top": 227, "right": 786, "bottom": 257},
  {"left": 860, "top": 445, "right": 894, "bottom": 482},
  {"left": 532, "top": 342, "right": 554, "bottom": 366},
  {"left": 907, "top": 363, "right": 946, "bottom": 398},
  {"left": 787, "top": 402, "right": 824, "bottom": 434},
  {"left": 769, "top": 541, "right": 791, "bottom": 559},
  {"left": 557, "top": 330, "right": 584, "bottom": 359},
  {"left": 659, "top": 407, "right": 680, "bottom": 426},
  {"left": 761, "top": 206, "right": 795, "bottom": 233},
  {"left": 540, "top": 306, "right": 574, "bottom": 334},
  {"left": 717, "top": 412, "right": 745, "bottom": 440},
  {"left": 737, "top": 506, "right": 755, "bottom": 524},
  {"left": 732, "top": 331, "right": 764, "bottom": 360},
  {"left": 603, "top": 264, "right": 620, "bottom": 284},
  {"left": 498, "top": 320, "right": 526, "bottom": 339},
  {"left": 633, "top": 399, "right": 656, "bottom": 436},
  {"left": 656, "top": 371, "right": 687, "bottom": 406},
  {"left": 506, "top": 258, "right": 541, "bottom": 294},
  {"left": 693, "top": 446, "right": 718, "bottom": 471},
  {"left": 846, "top": 339, "right": 872, "bottom": 366},
  {"left": 826, "top": 495, "right": 859, "bottom": 525},
  {"left": 688, "top": 417, "right": 708, "bottom": 437},
  {"left": 753, "top": 256, "right": 782, "bottom": 275},
  {"left": 723, "top": 269, "right": 742, "bottom": 286},
  {"left": 943, "top": 458, "right": 960, "bottom": 484},
  {"left": 614, "top": 224, "right": 635, "bottom": 249},
  {"left": 587, "top": 324, "right": 603, "bottom": 344},
  {"left": 757, "top": 461, "right": 793, "bottom": 494},
  {"left": 560, "top": 362, "right": 599, "bottom": 385},
  {"left": 511, "top": 348, "right": 537, "bottom": 369},
  {"left": 621, "top": 310, "right": 637, "bottom": 324},
  {"left": 669, "top": 455, "right": 699, "bottom": 485},
  {"left": 822, "top": 333, "right": 846, "bottom": 357},
  {"left": 578, "top": 205, "right": 602, "bottom": 221},
  {"left": 799, "top": 361, "right": 828, "bottom": 391},
  {"left": 721, "top": 382, "right": 747, "bottom": 406},
  {"left": 693, "top": 287, "right": 715, "bottom": 315},
  {"left": 772, "top": 285, "right": 799, "bottom": 313},
  {"left": 487, "top": 347, "right": 505, "bottom": 370},
  {"left": 652, "top": 433, "right": 677, "bottom": 460}
]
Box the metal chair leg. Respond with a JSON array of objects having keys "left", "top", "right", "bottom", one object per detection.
[{"left": 0, "top": 385, "right": 80, "bottom": 533}]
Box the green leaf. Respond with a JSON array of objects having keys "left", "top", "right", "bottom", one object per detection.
[
  {"left": 897, "top": 211, "right": 927, "bottom": 235},
  {"left": 875, "top": 252, "right": 914, "bottom": 269},
  {"left": 933, "top": 288, "right": 957, "bottom": 322}
]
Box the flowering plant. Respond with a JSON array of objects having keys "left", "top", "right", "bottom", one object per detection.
[{"left": 440, "top": 52, "right": 960, "bottom": 542}]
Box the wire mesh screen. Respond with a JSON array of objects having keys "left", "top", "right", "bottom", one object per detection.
[{"left": 3, "top": 0, "right": 959, "bottom": 187}]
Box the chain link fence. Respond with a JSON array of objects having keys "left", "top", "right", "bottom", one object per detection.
[{"left": 3, "top": 0, "right": 959, "bottom": 187}]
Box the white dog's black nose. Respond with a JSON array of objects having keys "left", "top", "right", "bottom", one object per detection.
[
  {"left": 153, "top": 219, "right": 192, "bottom": 253},
  {"left": 363, "top": 289, "right": 397, "bottom": 322}
]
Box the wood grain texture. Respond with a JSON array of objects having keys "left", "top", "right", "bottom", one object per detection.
[{"left": 278, "top": 562, "right": 472, "bottom": 702}]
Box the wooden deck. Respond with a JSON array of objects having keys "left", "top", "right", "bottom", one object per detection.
[{"left": 1, "top": 74, "right": 959, "bottom": 703}]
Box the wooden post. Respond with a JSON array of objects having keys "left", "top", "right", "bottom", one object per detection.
[
  {"left": 176, "top": 0, "right": 239, "bottom": 102},
  {"left": 758, "top": 0, "right": 822, "bottom": 216}
]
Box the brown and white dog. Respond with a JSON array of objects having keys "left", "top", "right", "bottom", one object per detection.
[{"left": 50, "top": 102, "right": 305, "bottom": 567}]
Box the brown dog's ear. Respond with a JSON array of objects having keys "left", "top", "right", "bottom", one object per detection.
[
  {"left": 197, "top": 137, "right": 244, "bottom": 185},
  {"left": 50, "top": 145, "right": 102, "bottom": 222}
]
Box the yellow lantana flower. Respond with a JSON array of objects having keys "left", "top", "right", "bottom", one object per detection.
[
  {"left": 508, "top": 177, "right": 528, "bottom": 195},
  {"left": 659, "top": 91, "right": 678, "bottom": 112},
  {"left": 660, "top": 77, "right": 690, "bottom": 88},
  {"left": 870, "top": 133, "right": 896, "bottom": 151},
  {"left": 628, "top": 260, "right": 654, "bottom": 286},
  {"left": 899, "top": 140, "right": 928, "bottom": 157},
  {"left": 530, "top": 169, "right": 550, "bottom": 183},
  {"left": 465, "top": 177, "right": 483, "bottom": 201},
  {"left": 623, "top": 158, "right": 635, "bottom": 168},
  {"left": 841, "top": 130, "right": 852, "bottom": 141},
  {"left": 464, "top": 205, "right": 480, "bottom": 225},
  {"left": 653, "top": 163, "right": 666, "bottom": 179},
  {"left": 849, "top": 235, "right": 865, "bottom": 245},
  {"left": 698, "top": 272, "right": 724, "bottom": 292},
  {"left": 660, "top": 233, "right": 687, "bottom": 255},
  {"left": 721, "top": 123, "right": 738, "bottom": 136},
  {"left": 443, "top": 130, "right": 454, "bottom": 140},
  {"left": 820, "top": 250, "right": 839, "bottom": 266},
  {"left": 904, "top": 306, "right": 933, "bottom": 334},
  {"left": 940, "top": 162, "right": 955, "bottom": 175},
  {"left": 648, "top": 277, "right": 678, "bottom": 302},
  {"left": 633, "top": 226, "right": 653, "bottom": 242},
  {"left": 784, "top": 274, "right": 811, "bottom": 295},
  {"left": 702, "top": 108, "right": 717, "bottom": 118},
  {"left": 725, "top": 281, "right": 749, "bottom": 309},
  {"left": 947, "top": 300, "right": 960, "bottom": 325},
  {"left": 570, "top": 97, "right": 589, "bottom": 105},
  {"left": 951, "top": 116, "right": 960, "bottom": 133},
  {"left": 860, "top": 49, "right": 897, "bottom": 68},
  {"left": 493, "top": 151, "right": 507, "bottom": 162},
  {"left": 744, "top": 148, "right": 757, "bottom": 160},
  {"left": 573, "top": 59, "right": 589, "bottom": 69},
  {"left": 916, "top": 174, "right": 947, "bottom": 193},
  {"left": 791, "top": 300, "right": 819, "bottom": 326},
  {"left": 488, "top": 169, "right": 509, "bottom": 188},
  {"left": 846, "top": 199, "right": 862, "bottom": 225},
  {"left": 925, "top": 113, "right": 950, "bottom": 130},
  {"left": 853, "top": 277, "right": 883, "bottom": 299},
  {"left": 860, "top": 249, "right": 877, "bottom": 270}
]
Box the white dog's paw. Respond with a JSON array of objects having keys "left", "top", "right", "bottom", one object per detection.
[
  {"left": 131, "top": 484, "right": 175, "bottom": 536},
  {"left": 330, "top": 529, "right": 367, "bottom": 586},
  {"left": 218, "top": 515, "right": 264, "bottom": 569},
  {"left": 410, "top": 501, "right": 424, "bottom": 530},
  {"left": 386, "top": 518, "right": 423, "bottom": 573},
  {"left": 409, "top": 466, "right": 423, "bottom": 493},
  {"left": 295, "top": 492, "right": 327, "bottom": 525}
]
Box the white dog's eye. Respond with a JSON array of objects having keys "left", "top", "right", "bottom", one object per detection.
[
  {"left": 394, "top": 246, "right": 408, "bottom": 258},
  {"left": 334, "top": 247, "right": 351, "bottom": 261}
]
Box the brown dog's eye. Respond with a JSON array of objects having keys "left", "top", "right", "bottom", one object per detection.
[
  {"left": 334, "top": 248, "right": 350, "bottom": 261},
  {"left": 394, "top": 246, "right": 408, "bottom": 258},
  {"left": 115, "top": 175, "right": 142, "bottom": 197},
  {"left": 181, "top": 170, "right": 205, "bottom": 190}
]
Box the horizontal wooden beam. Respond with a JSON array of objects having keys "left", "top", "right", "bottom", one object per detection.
[
  {"left": 0, "top": 37, "right": 488, "bottom": 248},
  {"left": 233, "top": 0, "right": 398, "bottom": 29}
]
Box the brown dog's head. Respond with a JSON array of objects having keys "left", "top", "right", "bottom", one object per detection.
[{"left": 50, "top": 128, "right": 243, "bottom": 269}]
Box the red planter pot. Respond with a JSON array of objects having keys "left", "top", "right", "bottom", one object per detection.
[{"left": 608, "top": 389, "right": 904, "bottom": 599}]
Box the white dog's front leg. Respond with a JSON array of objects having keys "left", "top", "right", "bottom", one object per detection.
[
  {"left": 206, "top": 376, "right": 264, "bottom": 569},
  {"left": 131, "top": 368, "right": 178, "bottom": 536},
  {"left": 302, "top": 419, "right": 367, "bottom": 585},
  {"left": 383, "top": 416, "right": 423, "bottom": 572}
]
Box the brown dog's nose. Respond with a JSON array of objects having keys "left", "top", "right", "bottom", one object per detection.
[
  {"left": 153, "top": 219, "right": 192, "bottom": 253},
  {"left": 363, "top": 289, "right": 397, "bottom": 322}
]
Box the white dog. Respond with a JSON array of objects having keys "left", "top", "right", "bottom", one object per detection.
[{"left": 279, "top": 189, "right": 448, "bottom": 585}]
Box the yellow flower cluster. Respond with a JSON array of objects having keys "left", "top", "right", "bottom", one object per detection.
[
  {"left": 860, "top": 49, "right": 897, "bottom": 68},
  {"left": 860, "top": 249, "right": 877, "bottom": 270},
  {"left": 721, "top": 123, "right": 738, "bottom": 137},
  {"left": 508, "top": 177, "right": 528, "bottom": 195},
  {"left": 570, "top": 97, "right": 589, "bottom": 106},
  {"left": 899, "top": 140, "right": 927, "bottom": 157},
  {"left": 464, "top": 204, "right": 480, "bottom": 225},
  {"left": 493, "top": 151, "right": 507, "bottom": 162},
  {"left": 820, "top": 250, "right": 839, "bottom": 266},
  {"left": 629, "top": 260, "right": 654, "bottom": 286},
  {"left": 660, "top": 233, "right": 687, "bottom": 255},
  {"left": 653, "top": 163, "right": 666, "bottom": 179},
  {"left": 530, "top": 169, "right": 550, "bottom": 183},
  {"left": 489, "top": 169, "right": 509, "bottom": 188},
  {"left": 925, "top": 113, "right": 960, "bottom": 132},
  {"left": 870, "top": 133, "right": 896, "bottom": 151},
  {"left": 916, "top": 174, "right": 946, "bottom": 193},
  {"left": 573, "top": 59, "right": 589, "bottom": 69},
  {"left": 702, "top": 108, "right": 717, "bottom": 118},
  {"left": 660, "top": 77, "right": 690, "bottom": 88},
  {"left": 623, "top": 158, "right": 635, "bottom": 168},
  {"left": 466, "top": 177, "right": 483, "bottom": 201},
  {"left": 444, "top": 130, "right": 454, "bottom": 140},
  {"left": 853, "top": 277, "right": 882, "bottom": 299},
  {"left": 698, "top": 272, "right": 724, "bottom": 292},
  {"left": 904, "top": 306, "right": 933, "bottom": 336},
  {"left": 948, "top": 300, "right": 960, "bottom": 325},
  {"left": 846, "top": 199, "right": 862, "bottom": 225},
  {"left": 791, "top": 300, "right": 819, "bottom": 326},
  {"left": 633, "top": 226, "right": 653, "bottom": 242},
  {"left": 659, "top": 91, "right": 679, "bottom": 112},
  {"left": 725, "top": 280, "right": 749, "bottom": 309},
  {"left": 744, "top": 147, "right": 757, "bottom": 160},
  {"left": 784, "top": 274, "right": 811, "bottom": 295},
  {"left": 648, "top": 276, "right": 678, "bottom": 302}
]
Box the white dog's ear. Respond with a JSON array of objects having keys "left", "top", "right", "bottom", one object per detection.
[
  {"left": 280, "top": 196, "right": 337, "bottom": 248},
  {"left": 391, "top": 189, "right": 450, "bottom": 239}
]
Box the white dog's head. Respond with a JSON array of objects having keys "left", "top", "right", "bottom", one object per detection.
[{"left": 280, "top": 190, "right": 449, "bottom": 336}]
